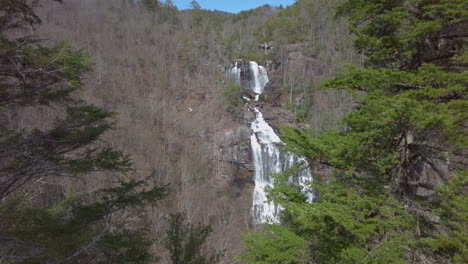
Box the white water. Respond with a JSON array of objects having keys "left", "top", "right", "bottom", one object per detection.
[
  {"left": 249, "top": 61, "right": 269, "bottom": 101},
  {"left": 231, "top": 61, "right": 313, "bottom": 224},
  {"left": 230, "top": 61, "right": 241, "bottom": 84},
  {"left": 250, "top": 108, "right": 283, "bottom": 223}
]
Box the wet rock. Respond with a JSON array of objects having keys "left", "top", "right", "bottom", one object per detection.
[
  {"left": 244, "top": 89, "right": 258, "bottom": 99},
  {"left": 243, "top": 109, "right": 255, "bottom": 123}
]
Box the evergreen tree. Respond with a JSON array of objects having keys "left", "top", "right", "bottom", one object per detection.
[
  {"left": 0, "top": 0, "right": 129, "bottom": 199},
  {"left": 0, "top": 1, "right": 169, "bottom": 263},
  {"left": 160, "top": 0, "right": 179, "bottom": 26},
  {"left": 141, "top": 0, "right": 159, "bottom": 11},
  {"left": 165, "top": 213, "right": 221, "bottom": 264},
  {"left": 425, "top": 171, "right": 468, "bottom": 263},
  {"left": 1, "top": 177, "right": 169, "bottom": 263},
  {"left": 189, "top": 0, "right": 201, "bottom": 10},
  {"left": 239, "top": 225, "right": 309, "bottom": 263},
  {"left": 222, "top": 81, "right": 244, "bottom": 113},
  {"left": 335, "top": 0, "right": 467, "bottom": 70},
  {"left": 164, "top": 0, "right": 175, "bottom": 6},
  {"left": 242, "top": 0, "right": 467, "bottom": 263}
]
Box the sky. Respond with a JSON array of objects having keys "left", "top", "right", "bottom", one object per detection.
[{"left": 171, "top": 0, "right": 296, "bottom": 13}]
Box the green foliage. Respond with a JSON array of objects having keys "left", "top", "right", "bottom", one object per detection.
[
  {"left": 0, "top": 0, "right": 46, "bottom": 30},
  {"left": 242, "top": 0, "right": 466, "bottom": 263},
  {"left": 98, "top": 228, "right": 155, "bottom": 264},
  {"left": 222, "top": 81, "right": 244, "bottom": 112},
  {"left": 165, "top": 213, "right": 220, "bottom": 264},
  {"left": 28, "top": 41, "right": 91, "bottom": 88},
  {"left": 279, "top": 0, "right": 467, "bottom": 193},
  {"left": 425, "top": 171, "right": 468, "bottom": 263},
  {"left": 68, "top": 147, "right": 132, "bottom": 173},
  {"left": 323, "top": 63, "right": 468, "bottom": 145},
  {"left": 240, "top": 225, "right": 309, "bottom": 263},
  {"left": 1, "top": 179, "right": 168, "bottom": 263},
  {"left": 177, "top": 30, "right": 216, "bottom": 72},
  {"left": 159, "top": 0, "right": 179, "bottom": 26},
  {"left": 0, "top": 1, "right": 171, "bottom": 263},
  {"left": 274, "top": 177, "right": 415, "bottom": 263},
  {"left": 335, "top": 0, "right": 467, "bottom": 69},
  {"left": 177, "top": 36, "right": 199, "bottom": 70},
  {"left": 52, "top": 105, "right": 115, "bottom": 143},
  {"left": 254, "top": 0, "right": 314, "bottom": 43},
  {"left": 141, "top": 0, "right": 159, "bottom": 12},
  {"left": 224, "top": 32, "right": 240, "bottom": 58},
  {"left": 230, "top": 5, "right": 272, "bottom": 24},
  {"left": 282, "top": 63, "right": 468, "bottom": 189},
  {"left": 0, "top": 103, "right": 136, "bottom": 198},
  {"left": 1, "top": 39, "right": 91, "bottom": 106}
]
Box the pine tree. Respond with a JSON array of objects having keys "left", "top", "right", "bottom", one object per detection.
[
  {"left": 159, "top": 0, "right": 179, "bottom": 26},
  {"left": 189, "top": 0, "right": 201, "bottom": 10},
  {"left": 165, "top": 213, "right": 221, "bottom": 264},
  {"left": 239, "top": 225, "right": 309, "bottom": 263},
  {"left": 425, "top": 171, "right": 468, "bottom": 263},
  {"left": 242, "top": 0, "right": 467, "bottom": 262},
  {"left": 0, "top": 1, "right": 169, "bottom": 263},
  {"left": 1, "top": 177, "right": 169, "bottom": 263},
  {"left": 141, "top": 0, "right": 159, "bottom": 11}
]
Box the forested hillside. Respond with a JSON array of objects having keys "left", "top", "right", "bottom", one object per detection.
[
  {"left": 1, "top": 0, "right": 466, "bottom": 263},
  {"left": 242, "top": 0, "right": 467, "bottom": 263}
]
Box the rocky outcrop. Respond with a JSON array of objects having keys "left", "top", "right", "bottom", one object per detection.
[
  {"left": 217, "top": 126, "right": 253, "bottom": 172},
  {"left": 392, "top": 143, "right": 451, "bottom": 199},
  {"left": 214, "top": 101, "right": 256, "bottom": 197}
]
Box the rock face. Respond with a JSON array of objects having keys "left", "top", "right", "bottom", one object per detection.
[
  {"left": 393, "top": 144, "right": 451, "bottom": 198},
  {"left": 217, "top": 126, "right": 253, "bottom": 172},
  {"left": 215, "top": 124, "right": 255, "bottom": 198}
]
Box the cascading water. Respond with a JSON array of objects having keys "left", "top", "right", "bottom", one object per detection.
[
  {"left": 249, "top": 61, "right": 269, "bottom": 101},
  {"left": 250, "top": 108, "right": 283, "bottom": 223},
  {"left": 231, "top": 61, "right": 313, "bottom": 224}
]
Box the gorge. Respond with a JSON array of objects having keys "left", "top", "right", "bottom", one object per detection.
[
  {"left": 2, "top": 0, "right": 465, "bottom": 263},
  {"left": 231, "top": 61, "right": 314, "bottom": 224}
]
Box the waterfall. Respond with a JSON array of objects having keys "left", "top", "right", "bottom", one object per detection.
[
  {"left": 231, "top": 61, "right": 313, "bottom": 224},
  {"left": 249, "top": 61, "right": 269, "bottom": 101},
  {"left": 250, "top": 108, "right": 283, "bottom": 223},
  {"left": 230, "top": 61, "right": 241, "bottom": 84}
]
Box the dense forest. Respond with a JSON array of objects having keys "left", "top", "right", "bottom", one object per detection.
[{"left": 0, "top": 0, "right": 466, "bottom": 263}]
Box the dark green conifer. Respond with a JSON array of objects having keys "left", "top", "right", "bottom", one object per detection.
[
  {"left": 0, "top": 1, "right": 169, "bottom": 263},
  {"left": 141, "top": 0, "right": 160, "bottom": 12},
  {"left": 165, "top": 213, "right": 221, "bottom": 264},
  {"left": 242, "top": 0, "right": 467, "bottom": 262}
]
